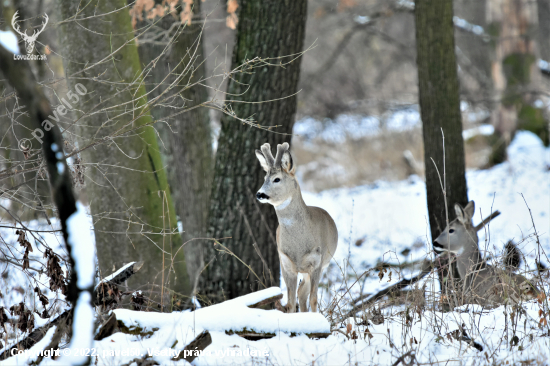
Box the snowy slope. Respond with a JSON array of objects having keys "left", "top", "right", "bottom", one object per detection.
[{"left": 301, "top": 131, "right": 549, "bottom": 301}]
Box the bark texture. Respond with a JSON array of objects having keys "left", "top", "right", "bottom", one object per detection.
[
  {"left": 199, "top": 0, "right": 308, "bottom": 303},
  {"left": 415, "top": 0, "right": 469, "bottom": 240},
  {"left": 56, "top": 0, "right": 190, "bottom": 299},
  {"left": 135, "top": 1, "right": 213, "bottom": 293}
]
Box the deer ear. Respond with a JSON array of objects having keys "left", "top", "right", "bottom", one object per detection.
[
  {"left": 463, "top": 201, "right": 475, "bottom": 220},
  {"left": 281, "top": 150, "right": 295, "bottom": 174},
  {"left": 454, "top": 203, "right": 466, "bottom": 224},
  {"left": 255, "top": 150, "right": 270, "bottom": 172}
]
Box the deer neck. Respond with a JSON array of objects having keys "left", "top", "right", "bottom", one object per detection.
[
  {"left": 274, "top": 187, "right": 307, "bottom": 228},
  {"left": 456, "top": 229, "right": 482, "bottom": 279}
]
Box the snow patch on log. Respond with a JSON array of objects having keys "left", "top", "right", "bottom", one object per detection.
[{"left": 114, "top": 287, "right": 330, "bottom": 336}]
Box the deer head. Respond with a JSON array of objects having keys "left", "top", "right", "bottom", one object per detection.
[
  {"left": 433, "top": 201, "right": 477, "bottom": 254},
  {"left": 12, "top": 11, "right": 48, "bottom": 54},
  {"left": 255, "top": 142, "right": 297, "bottom": 207}
]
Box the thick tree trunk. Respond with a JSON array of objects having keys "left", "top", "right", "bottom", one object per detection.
[
  {"left": 415, "top": 0, "right": 469, "bottom": 301},
  {"left": 487, "top": 0, "right": 548, "bottom": 164},
  {"left": 56, "top": 0, "right": 190, "bottom": 301},
  {"left": 135, "top": 1, "right": 213, "bottom": 294},
  {"left": 199, "top": 0, "right": 308, "bottom": 303},
  {"left": 416, "top": 0, "right": 469, "bottom": 239}
]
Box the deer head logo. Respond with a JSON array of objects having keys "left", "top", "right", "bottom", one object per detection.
[{"left": 11, "top": 11, "right": 48, "bottom": 54}]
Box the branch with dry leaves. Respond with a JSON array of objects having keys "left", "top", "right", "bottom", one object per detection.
[{"left": 0, "top": 261, "right": 144, "bottom": 361}]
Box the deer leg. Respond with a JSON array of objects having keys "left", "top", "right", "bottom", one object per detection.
[
  {"left": 298, "top": 273, "right": 311, "bottom": 312},
  {"left": 282, "top": 268, "right": 298, "bottom": 313},
  {"left": 309, "top": 268, "right": 322, "bottom": 312}
]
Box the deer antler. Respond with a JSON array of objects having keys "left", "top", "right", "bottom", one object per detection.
[
  {"left": 274, "top": 142, "right": 289, "bottom": 167},
  {"left": 260, "top": 143, "right": 275, "bottom": 167},
  {"left": 11, "top": 11, "right": 26, "bottom": 38},
  {"left": 31, "top": 14, "right": 48, "bottom": 40}
]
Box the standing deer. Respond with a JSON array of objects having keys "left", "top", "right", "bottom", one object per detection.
[
  {"left": 433, "top": 201, "right": 539, "bottom": 306},
  {"left": 255, "top": 142, "right": 338, "bottom": 312}
]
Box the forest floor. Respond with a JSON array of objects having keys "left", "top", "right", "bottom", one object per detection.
[{"left": 0, "top": 130, "right": 549, "bottom": 365}]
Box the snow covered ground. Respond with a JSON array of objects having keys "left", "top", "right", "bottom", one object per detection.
[
  {"left": 304, "top": 131, "right": 549, "bottom": 297},
  {"left": 1, "top": 130, "right": 549, "bottom": 365}
]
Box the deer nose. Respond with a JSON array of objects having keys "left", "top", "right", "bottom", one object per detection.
[
  {"left": 433, "top": 241, "right": 444, "bottom": 254},
  {"left": 256, "top": 192, "right": 269, "bottom": 200}
]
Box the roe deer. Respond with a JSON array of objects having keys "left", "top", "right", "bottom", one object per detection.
[
  {"left": 255, "top": 142, "right": 338, "bottom": 312},
  {"left": 433, "top": 201, "right": 539, "bottom": 306}
]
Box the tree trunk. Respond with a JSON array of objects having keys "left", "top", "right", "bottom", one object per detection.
[
  {"left": 487, "top": 0, "right": 548, "bottom": 165},
  {"left": 199, "top": 0, "right": 308, "bottom": 303},
  {"left": 415, "top": 0, "right": 469, "bottom": 301},
  {"left": 538, "top": 0, "right": 550, "bottom": 62},
  {"left": 135, "top": 1, "right": 213, "bottom": 294},
  {"left": 56, "top": 0, "right": 190, "bottom": 301},
  {"left": 416, "top": 0, "right": 469, "bottom": 239}
]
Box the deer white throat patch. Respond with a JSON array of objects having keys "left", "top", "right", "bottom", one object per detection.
[{"left": 275, "top": 197, "right": 292, "bottom": 210}]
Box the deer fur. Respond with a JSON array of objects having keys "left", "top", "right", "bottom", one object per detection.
[
  {"left": 433, "top": 201, "right": 539, "bottom": 306},
  {"left": 255, "top": 142, "right": 338, "bottom": 312}
]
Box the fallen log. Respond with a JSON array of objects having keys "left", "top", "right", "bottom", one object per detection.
[
  {"left": 247, "top": 294, "right": 283, "bottom": 309},
  {"left": 0, "top": 310, "right": 72, "bottom": 360},
  {"left": 94, "top": 313, "right": 118, "bottom": 341},
  {"left": 340, "top": 260, "right": 434, "bottom": 321},
  {"left": 172, "top": 330, "right": 212, "bottom": 362},
  {"left": 96, "top": 262, "right": 144, "bottom": 289},
  {"left": 474, "top": 210, "right": 501, "bottom": 232},
  {"left": 225, "top": 329, "right": 330, "bottom": 341}
]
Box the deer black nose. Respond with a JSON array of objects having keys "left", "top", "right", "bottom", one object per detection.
[
  {"left": 256, "top": 192, "right": 269, "bottom": 200},
  {"left": 433, "top": 241, "right": 444, "bottom": 254}
]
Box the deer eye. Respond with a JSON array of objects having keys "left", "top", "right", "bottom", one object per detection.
[
  {"left": 449, "top": 229, "right": 455, "bottom": 233},
  {"left": 274, "top": 178, "right": 280, "bottom": 183}
]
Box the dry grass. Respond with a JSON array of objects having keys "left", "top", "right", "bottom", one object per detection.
[{"left": 291, "top": 127, "right": 493, "bottom": 192}]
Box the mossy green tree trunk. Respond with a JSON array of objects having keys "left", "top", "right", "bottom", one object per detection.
[
  {"left": 56, "top": 0, "right": 190, "bottom": 302},
  {"left": 135, "top": 1, "right": 213, "bottom": 293},
  {"left": 415, "top": 0, "right": 469, "bottom": 300},
  {"left": 487, "top": 0, "right": 548, "bottom": 164},
  {"left": 199, "top": 0, "right": 307, "bottom": 303}
]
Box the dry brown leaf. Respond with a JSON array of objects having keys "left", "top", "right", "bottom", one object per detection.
[
  {"left": 226, "top": 12, "right": 238, "bottom": 30},
  {"left": 181, "top": 0, "right": 194, "bottom": 24},
  {"left": 227, "top": 0, "right": 238, "bottom": 14},
  {"left": 338, "top": 0, "right": 357, "bottom": 12},
  {"left": 314, "top": 7, "right": 326, "bottom": 19}
]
